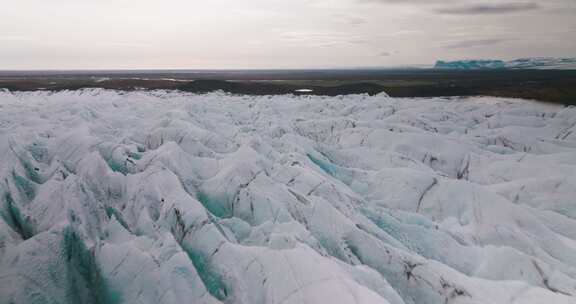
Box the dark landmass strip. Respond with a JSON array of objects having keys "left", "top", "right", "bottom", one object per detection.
[{"left": 1, "top": 69, "right": 575, "bottom": 105}]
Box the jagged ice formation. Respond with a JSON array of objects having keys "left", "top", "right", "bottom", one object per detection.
[{"left": 0, "top": 90, "right": 575, "bottom": 304}]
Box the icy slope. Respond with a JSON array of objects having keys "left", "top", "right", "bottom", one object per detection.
[{"left": 0, "top": 90, "right": 575, "bottom": 304}]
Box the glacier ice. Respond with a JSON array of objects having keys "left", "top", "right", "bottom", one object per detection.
[
  {"left": 434, "top": 57, "right": 576, "bottom": 70},
  {"left": 0, "top": 89, "right": 575, "bottom": 304}
]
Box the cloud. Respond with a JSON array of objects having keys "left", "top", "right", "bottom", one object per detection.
[
  {"left": 330, "top": 13, "right": 367, "bottom": 26},
  {"left": 279, "top": 30, "right": 369, "bottom": 48},
  {"left": 444, "top": 38, "right": 507, "bottom": 49},
  {"left": 362, "top": 0, "right": 543, "bottom": 15},
  {"left": 436, "top": 2, "right": 540, "bottom": 15},
  {"left": 0, "top": 35, "right": 33, "bottom": 41},
  {"left": 347, "top": 16, "right": 367, "bottom": 25}
]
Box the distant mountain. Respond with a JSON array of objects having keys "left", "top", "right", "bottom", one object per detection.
[
  {"left": 434, "top": 59, "right": 506, "bottom": 70},
  {"left": 506, "top": 57, "right": 576, "bottom": 69},
  {"left": 435, "top": 57, "right": 576, "bottom": 70}
]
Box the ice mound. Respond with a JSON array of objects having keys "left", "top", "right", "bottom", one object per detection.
[{"left": 0, "top": 89, "right": 575, "bottom": 304}]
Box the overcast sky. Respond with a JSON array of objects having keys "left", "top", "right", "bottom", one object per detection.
[{"left": 1, "top": 0, "right": 575, "bottom": 69}]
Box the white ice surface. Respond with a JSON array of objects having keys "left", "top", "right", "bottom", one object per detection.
[{"left": 0, "top": 90, "right": 575, "bottom": 304}]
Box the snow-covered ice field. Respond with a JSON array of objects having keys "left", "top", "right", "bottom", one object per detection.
[{"left": 0, "top": 90, "right": 575, "bottom": 304}]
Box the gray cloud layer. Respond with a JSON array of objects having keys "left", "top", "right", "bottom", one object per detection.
[
  {"left": 0, "top": 0, "right": 574, "bottom": 69},
  {"left": 436, "top": 2, "right": 540, "bottom": 15},
  {"left": 445, "top": 38, "right": 507, "bottom": 49},
  {"left": 364, "top": 0, "right": 575, "bottom": 14}
]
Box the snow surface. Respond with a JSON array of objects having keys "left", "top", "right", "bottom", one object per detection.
[{"left": 0, "top": 89, "right": 575, "bottom": 304}]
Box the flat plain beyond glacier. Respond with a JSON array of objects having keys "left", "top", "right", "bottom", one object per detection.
[
  {"left": 0, "top": 90, "right": 575, "bottom": 304},
  {"left": 1, "top": 69, "right": 576, "bottom": 105}
]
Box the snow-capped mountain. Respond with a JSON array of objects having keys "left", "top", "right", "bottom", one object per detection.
[
  {"left": 435, "top": 57, "right": 576, "bottom": 70},
  {"left": 1, "top": 90, "right": 575, "bottom": 304},
  {"left": 434, "top": 60, "right": 506, "bottom": 70},
  {"left": 506, "top": 57, "right": 576, "bottom": 69}
]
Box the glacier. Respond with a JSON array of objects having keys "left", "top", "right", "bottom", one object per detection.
[
  {"left": 0, "top": 89, "right": 575, "bottom": 304},
  {"left": 434, "top": 60, "right": 506, "bottom": 70},
  {"left": 434, "top": 57, "right": 576, "bottom": 70}
]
